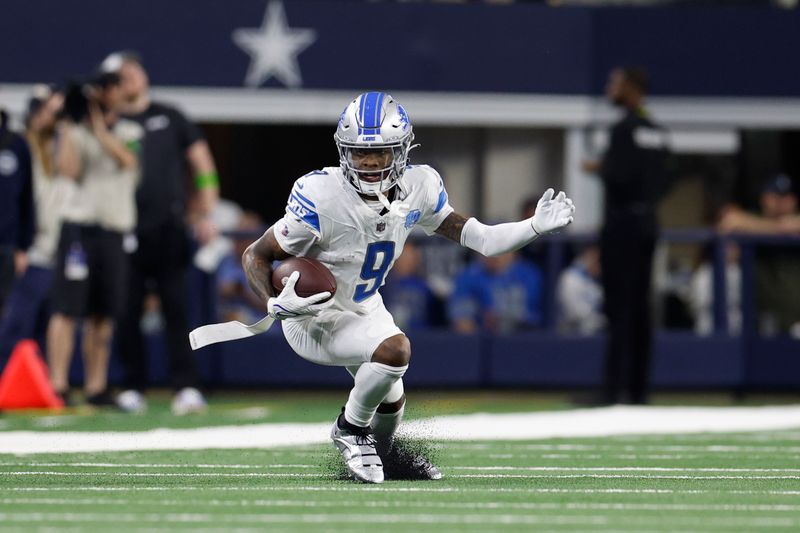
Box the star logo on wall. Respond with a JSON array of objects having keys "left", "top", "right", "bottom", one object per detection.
[{"left": 232, "top": 1, "right": 317, "bottom": 88}]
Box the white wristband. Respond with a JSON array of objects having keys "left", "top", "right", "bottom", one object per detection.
[{"left": 459, "top": 217, "right": 538, "bottom": 257}]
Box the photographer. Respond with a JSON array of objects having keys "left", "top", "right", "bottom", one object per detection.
[{"left": 46, "top": 71, "right": 141, "bottom": 405}]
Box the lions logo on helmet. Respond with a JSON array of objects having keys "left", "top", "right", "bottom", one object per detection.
[{"left": 334, "top": 92, "right": 415, "bottom": 196}]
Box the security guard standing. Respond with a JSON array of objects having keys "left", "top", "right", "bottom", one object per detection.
[{"left": 584, "top": 67, "right": 669, "bottom": 405}]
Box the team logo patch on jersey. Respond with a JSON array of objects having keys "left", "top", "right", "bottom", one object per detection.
[
  {"left": 404, "top": 209, "right": 421, "bottom": 229},
  {"left": 376, "top": 221, "right": 386, "bottom": 233},
  {"left": 0, "top": 150, "right": 19, "bottom": 176},
  {"left": 145, "top": 115, "right": 170, "bottom": 131},
  {"left": 281, "top": 224, "right": 289, "bottom": 237}
]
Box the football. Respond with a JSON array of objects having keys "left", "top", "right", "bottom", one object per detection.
[{"left": 271, "top": 256, "right": 337, "bottom": 301}]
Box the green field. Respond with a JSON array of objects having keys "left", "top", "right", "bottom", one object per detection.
[{"left": 1, "top": 392, "right": 799, "bottom": 532}]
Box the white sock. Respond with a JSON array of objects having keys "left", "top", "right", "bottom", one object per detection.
[
  {"left": 371, "top": 379, "right": 405, "bottom": 446},
  {"left": 372, "top": 405, "right": 405, "bottom": 447},
  {"left": 344, "top": 362, "right": 407, "bottom": 427}
]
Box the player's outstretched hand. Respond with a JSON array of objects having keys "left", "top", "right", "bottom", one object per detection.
[
  {"left": 531, "top": 188, "right": 575, "bottom": 235},
  {"left": 267, "top": 271, "right": 332, "bottom": 320}
]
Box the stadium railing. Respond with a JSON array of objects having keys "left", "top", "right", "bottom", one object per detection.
[{"left": 183, "top": 229, "right": 800, "bottom": 391}]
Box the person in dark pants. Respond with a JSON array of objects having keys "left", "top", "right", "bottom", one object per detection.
[
  {"left": 100, "top": 51, "right": 219, "bottom": 415},
  {"left": 47, "top": 73, "right": 140, "bottom": 405},
  {"left": 0, "top": 109, "right": 34, "bottom": 319},
  {"left": 0, "top": 87, "right": 68, "bottom": 361},
  {"left": 584, "top": 67, "right": 669, "bottom": 405}
]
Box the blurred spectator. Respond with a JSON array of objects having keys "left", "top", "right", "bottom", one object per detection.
[
  {"left": 449, "top": 252, "right": 542, "bottom": 334},
  {"left": 217, "top": 211, "right": 265, "bottom": 325},
  {"left": 103, "top": 51, "right": 219, "bottom": 415},
  {"left": 583, "top": 66, "right": 669, "bottom": 405},
  {"left": 556, "top": 245, "right": 605, "bottom": 335},
  {"left": 415, "top": 231, "right": 467, "bottom": 300},
  {"left": 718, "top": 174, "right": 800, "bottom": 336},
  {"left": 194, "top": 198, "right": 245, "bottom": 274},
  {"left": 382, "top": 240, "right": 440, "bottom": 330},
  {"left": 47, "top": 72, "right": 140, "bottom": 406},
  {"left": 0, "top": 104, "right": 34, "bottom": 316},
  {"left": 688, "top": 242, "right": 742, "bottom": 336},
  {"left": 0, "top": 86, "right": 70, "bottom": 359}
]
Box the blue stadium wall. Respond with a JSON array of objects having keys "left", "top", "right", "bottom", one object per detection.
[{"left": 1, "top": 1, "right": 798, "bottom": 97}]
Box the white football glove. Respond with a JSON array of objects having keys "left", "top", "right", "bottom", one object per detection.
[
  {"left": 531, "top": 188, "right": 575, "bottom": 235},
  {"left": 267, "top": 271, "right": 332, "bottom": 320}
]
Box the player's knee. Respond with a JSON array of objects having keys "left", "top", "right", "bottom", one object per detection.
[{"left": 372, "top": 334, "right": 412, "bottom": 368}]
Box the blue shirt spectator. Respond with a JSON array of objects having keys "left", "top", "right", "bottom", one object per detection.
[
  {"left": 556, "top": 245, "right": 606, "bottom": 335},
  {"left": 382, "top": 240, "right": 439, "bottom": 330},
  {"left": 449, "top": 252, "right": 542, "bottom": 334}
]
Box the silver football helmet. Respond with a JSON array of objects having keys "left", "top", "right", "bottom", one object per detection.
[{"left": 334, "top": 92, "right": 415, "bottom": 196}]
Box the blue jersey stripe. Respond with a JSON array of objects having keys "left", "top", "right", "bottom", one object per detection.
[
  {"left": 287, "top": 203, "right": 321, "bottom": 232},
  {"left": 434, "top": 188, "right": 449, "bottom": 214},
  {"left": 292, "top": 189, "right": 316, "bottom": 208}
]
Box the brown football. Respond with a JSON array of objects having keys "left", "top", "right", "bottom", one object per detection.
[{"left": 271, "top": 256, "right": 337, "bottom": 301}]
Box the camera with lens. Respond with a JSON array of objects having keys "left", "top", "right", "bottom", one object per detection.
[{"left": 61, "top": 71, "right": 119, "bottom": 122}]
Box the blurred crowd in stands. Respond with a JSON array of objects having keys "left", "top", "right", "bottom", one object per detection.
[{"left": 207, "top": 173, "right": 800, "bottom": 340}]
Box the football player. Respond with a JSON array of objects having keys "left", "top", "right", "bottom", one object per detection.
[{"left": 243, "top": 92, "right": 575, "bottom": 483}]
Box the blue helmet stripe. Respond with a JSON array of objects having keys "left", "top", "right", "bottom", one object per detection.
[
  {"left": 357, "top": 94, "right": 367, "bottom": 135},
  {"left": 373, "top": 92, "right": 384, "bottom": 130},
  {"left": 359, "top": 92, "right": 383, "bottom": 136}
]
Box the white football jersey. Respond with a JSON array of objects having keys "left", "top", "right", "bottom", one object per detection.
[{"left": 274, "top": 165, "right": 453, "bottom": 315}]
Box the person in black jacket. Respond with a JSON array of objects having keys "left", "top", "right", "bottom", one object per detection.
[
  {"left": 584, "top": 67, "right": 669, "bottom": 405},
  {"left": 98, "top": 51, "right": 219, "bottom": 415},
  {"left": 0, "top": 109, "right": 34, "bottom": 318}
]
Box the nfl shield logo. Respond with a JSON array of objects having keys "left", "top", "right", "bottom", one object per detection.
[{"left": 376, "top": 221, "right": 386, "bottom": 233}]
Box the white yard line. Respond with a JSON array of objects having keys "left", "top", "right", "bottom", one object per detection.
[
  {"left": 1, "top": 404, "right": 799, "bottom": 455},
  {"left": 5, "top": 463, "right": 800, "bottom": 474},
  {"left": 447, "top": 443, "right": 800, "bottom": 453},
  {"left": 3, "top": 471, "right": 323, "bottom": 478},
  {"left": 3, "top": 498, "right": 800, "bottom": 513},
  {"left": 0, "top": 462, "right": 315, "bottom": 469},
  {"left": 6, "top": 486, "right": 800, "bottom": 495},
  {"left": 447, "top": 466, "right": 800, "bottom": 473},
  {"left": 454, "top": 474, "right": 800, "bottom": 480},
  {"left": 0, "top": 512, "right": 796, "bottom": 528}
]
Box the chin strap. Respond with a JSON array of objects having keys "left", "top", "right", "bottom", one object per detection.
[{"left": 376, "top": 190, "right": 410, "bottom": 219}]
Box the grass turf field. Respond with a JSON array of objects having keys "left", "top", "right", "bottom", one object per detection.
[{"left": 1, "top": 391, "right": 800, "bottom": 532}]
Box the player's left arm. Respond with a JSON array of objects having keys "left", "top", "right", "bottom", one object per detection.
[{"left": 435, "top": 188, "right": 575, "bottom": 256}]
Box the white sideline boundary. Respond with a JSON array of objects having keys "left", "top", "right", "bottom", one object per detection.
[{"left": 1, "top": 405, "right": 799, "bottom": 455}]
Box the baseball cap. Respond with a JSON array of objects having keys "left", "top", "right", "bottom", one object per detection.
[
  {"left": 98, "top": 50, "right": 142, "bottom": 76},
  {"left": 762, "top": 174, "right": 796, "bottom": 196},
  {"left": 26, "top": 84, "right": 54, "bottom": 120}
]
